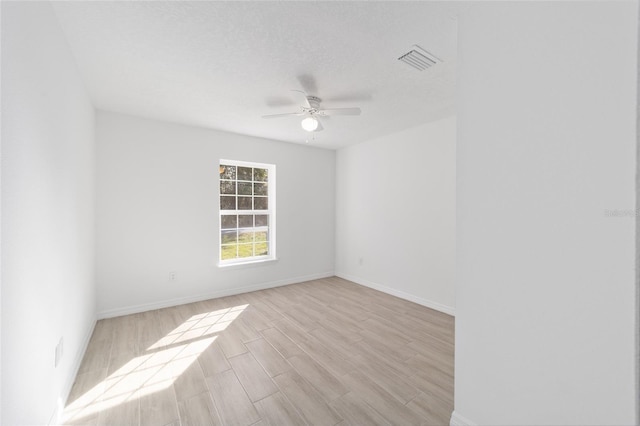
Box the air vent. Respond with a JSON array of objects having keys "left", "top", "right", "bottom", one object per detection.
[{"left": 398, "top": 45, "right": 440, "bottom": 71}]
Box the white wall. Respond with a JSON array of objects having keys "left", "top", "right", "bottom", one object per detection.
[
  {"left": 335, "top": 117, "right": 456, "bottom": 314},
  {"left": 454, "top": 2, "right": 637, "bottom": 425},
  {"left": 96, "top": 111, "right": 335, "bottom": 316},
  {"left": 1, "top": 2, "right": 96, "bottom": 425}
]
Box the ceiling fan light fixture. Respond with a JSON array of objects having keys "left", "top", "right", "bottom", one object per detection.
[{"left": 301, "top": 116, "right": 319, "bottom": 132}]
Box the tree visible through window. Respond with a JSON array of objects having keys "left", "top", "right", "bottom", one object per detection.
[{"left": 219, "top": 160, "right": 275, "bottom": 264}]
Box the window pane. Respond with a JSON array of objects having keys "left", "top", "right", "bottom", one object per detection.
[
  {"left": 255, "top": 242, "right": 268, "bottom": 256},
  {"left": 254, "top": 168, "right": 268, "bottom": 182},
  {"left": 220, "top": 196, "right": 236, "bottom": 210},
  {"left": 254, "top": 182, "right": 268, "bottom": 196},
  {"left": 220, "top": 181, "right": 236, "bottom": 195},
  {"left": 255, "top": 231, "right": 268, "bottom": 242},
  {"left": 238, "top": 167, "right": 252, "bottom": 181},
  {"left": 238, "top": 243, "right": 254, "bottom": 258},
  {"left": 254, "top": 197, "right": 268, "bottom": 210},
  {"left": 238, "top": 196, "right": 252, "bottom": 210},
  {"left": 238, "top": 182, "right": 252, "bottom": 195},
  {"left": 220, "top": 165, "right": 236, "bottom": 180},
  {"left": 238, "top": 215, "right": 253, "bottom": 228},
  {"left": 238, "top": 229, "right": 254, "bottom": 243},
  {"left": 255, "top": 215, "right": 268, "bottom": 227},
  {"left": 221, "top": 215, "right": 237, "bottom": 229},
  {"left": 221, "top": 244, "right": 238, "bottom": 260},
  {"left": 221, "top": 230, "right": 237, "bottom": 244}
]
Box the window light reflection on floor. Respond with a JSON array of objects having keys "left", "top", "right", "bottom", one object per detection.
[{"left": 62, "top": 304, "right": 249, "bottom": 423}]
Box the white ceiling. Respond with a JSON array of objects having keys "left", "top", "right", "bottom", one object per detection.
[{"left": 52, "top": 1, "right": 463, "bottom": 150}]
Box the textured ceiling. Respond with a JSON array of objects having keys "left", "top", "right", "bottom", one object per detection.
[{"left": 52, "top": 1, "right": 463, "bottom": 149}]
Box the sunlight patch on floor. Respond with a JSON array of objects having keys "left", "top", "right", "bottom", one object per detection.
[{"left": 62, "top": 304, "right": 248, "bottom": 423}]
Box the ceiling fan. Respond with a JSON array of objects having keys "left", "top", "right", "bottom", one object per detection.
[{"left": 262, "top": 90, "right": 361, "bottom": 132}]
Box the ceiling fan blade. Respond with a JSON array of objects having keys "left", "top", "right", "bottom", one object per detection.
[
  {"left": 261, "top": 112, "right": 304, "bottom": 119},
  {"left": 319, "top": 107, "right": 361, "bottom": 116},
  {"left": 262, "top": 112, "right": 301, "bottom": 119},
  {"left": 297, "top": 74, "right": 318, "bottom": 96},
  {"left": 291, "top": 89, "right": 311, "bottom": 108}
]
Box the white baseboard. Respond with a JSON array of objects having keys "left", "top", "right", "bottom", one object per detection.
[
  {"left": 450, "top": 411, "right": 477, "bottom": 426},
  {"left": 49, "top": 316, "right": 97, "bottom": 425},
  {"left": 335, "top": 272, "right": 455, "bottom": 317},
  {"left": 97, "top": 271, "right": 334, "bottom": 319}
]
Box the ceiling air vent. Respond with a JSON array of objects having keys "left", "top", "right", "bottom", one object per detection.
[{"left": 398, "top": 45, "right": 440, "bottom": 71}]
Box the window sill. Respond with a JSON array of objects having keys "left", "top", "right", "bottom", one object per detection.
[{"left": 218, "top": 257, "right": 278, "bottom": 269}]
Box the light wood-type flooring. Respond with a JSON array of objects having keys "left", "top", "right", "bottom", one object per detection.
[{"left": 63, "top": 277, "right": 454, "bottom": 426}]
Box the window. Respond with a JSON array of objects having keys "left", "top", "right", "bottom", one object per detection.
[{"left": 219, "top": 160, "right": 276, "bottom": 265}]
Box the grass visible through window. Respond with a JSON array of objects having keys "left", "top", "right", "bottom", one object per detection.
[{"left": 221, "top": 231, "right": 268, "bottom": 260}]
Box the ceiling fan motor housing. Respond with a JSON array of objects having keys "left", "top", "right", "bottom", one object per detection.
[{"left": 306, "top": 96, "right": 321, "bottom": 112}]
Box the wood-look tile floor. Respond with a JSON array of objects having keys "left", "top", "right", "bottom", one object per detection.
[{"left": 62, "top": 277, "right": 454, "bottom": 426}]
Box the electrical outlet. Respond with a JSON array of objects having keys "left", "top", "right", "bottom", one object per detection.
[
  {"left": 358, "top": 257, "right": 364, "bottom": 266},
  {"left": 54, "top": 337, "right": 63, "bottom": 368},
  {"left": 170, "top": 271, "right": 177, "bottom": 281}
]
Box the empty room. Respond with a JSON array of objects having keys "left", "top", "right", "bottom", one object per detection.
[{"left": 1, "top": 1, "right": 638, "bottom": 426}]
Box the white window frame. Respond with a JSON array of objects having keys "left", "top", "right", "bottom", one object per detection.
[{"left": 218, "top": 159, "right": 276, "bottom": 266}]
